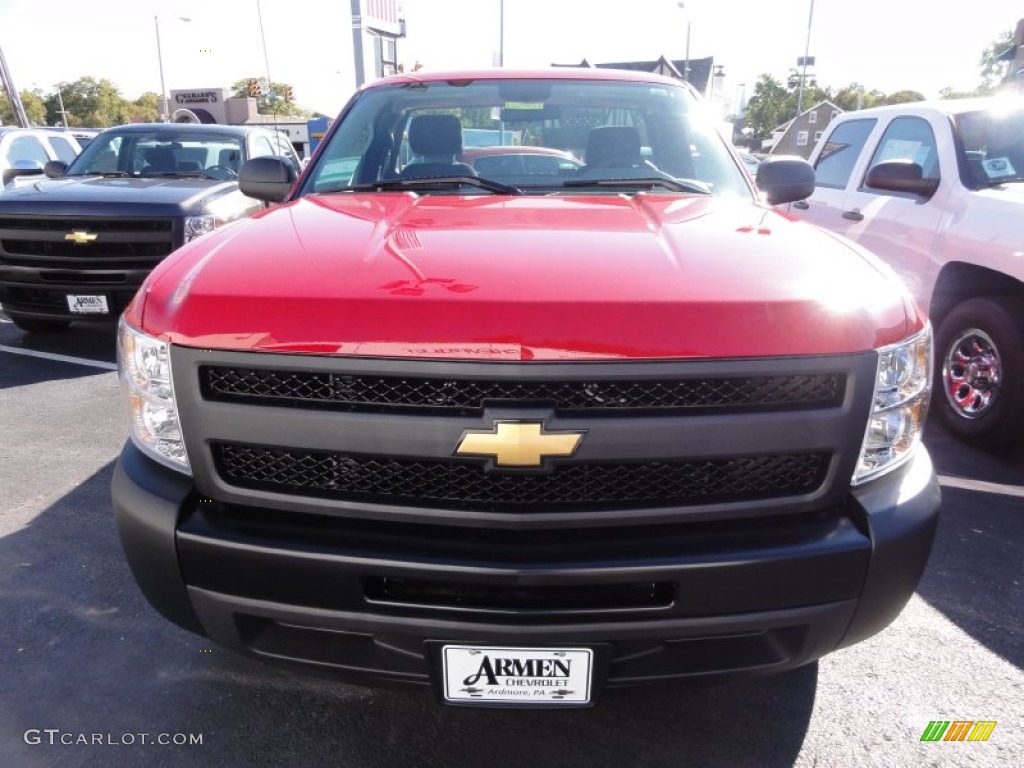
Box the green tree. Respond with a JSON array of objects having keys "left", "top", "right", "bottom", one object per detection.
[
  {"left": 22, "top": 90, "right": 48, "bottom": 125},
  {"left": 938, "top": 85, "right": 989, "bottom": 100},
  {"left": 127, "top": 92, "right": 160, "bottom": 123},
  {"left": 880, "top": 90, "right": 926, "bottom": 105},
  {"left": 980, "top": 29, "right": 1014, "bottom": 89},
  {"left": 829, "top": 83, "right": 884, "bottom": 112},
  {"left": 229, "top": 79, "right": 310, "bottom": 117},
  {"left": 43, "top": 77, "right": 133, "bottom": 127},
  {"left": 0, "top": 89, "right": 47, "bottom": 125},
  {"left": 744, "top": 74, "right": 794, "bottom": 144}
]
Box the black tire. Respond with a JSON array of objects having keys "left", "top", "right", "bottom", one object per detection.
[
  {"left": 933, "top": 296, "right": 1024, "bottom": 450},
  {"left": 7, "top": 313, "right": 72, "bottom": 334}
]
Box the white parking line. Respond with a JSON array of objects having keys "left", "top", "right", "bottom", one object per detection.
[
  {"left": 0, "top": 344, "right": 117, "bottom": 371},
  {"left": 937, "top": 474, "right": 1024, "bottom": 499}
]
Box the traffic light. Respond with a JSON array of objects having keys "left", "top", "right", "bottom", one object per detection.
[
  {"left": 247, "top": 78, "right": 261, "bottom": 98},
  {"left": 283, "top": 85, "right": 294, "bottom": 103}
]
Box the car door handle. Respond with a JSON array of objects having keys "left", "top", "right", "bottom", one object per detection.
[
  {"left": 792, "top": 200, "right": 809, "bottom": 210},
  {"left": 842, "top": 210, "right": 864, "bottom": 221}
]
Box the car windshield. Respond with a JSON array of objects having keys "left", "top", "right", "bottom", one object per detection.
[
  {"left": 302, "top": 76, "right": 750, "bottom": 198},
  {"left": 66, "top": 130, "right": 245, "bottom": 180},
  {"left": 955, "top": 105, "right": 1024, "bottom": 189}
]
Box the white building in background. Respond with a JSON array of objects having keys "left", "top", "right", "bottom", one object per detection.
[
  {"left": 167, "top": 87, "right": 312, "bottom": 158},
  {"left": 351, "top": 0, "right": 406, "bottom": 87}
]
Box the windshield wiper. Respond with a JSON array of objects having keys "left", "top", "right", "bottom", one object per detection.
[
  {"left": 69, "top": 171, "right": 134, "bottom": 178},
  {"left": 346, "top": 175, "right": 522, "bottom": 195},
  {"left": 141, "top": 171, "right": 217, "bottom": 179},
  {"left": 562, "top": 177, "right": 711, "bottom": 194},
  {"left": 980, "top": 177, "right": 1024, "bottom": 189}
]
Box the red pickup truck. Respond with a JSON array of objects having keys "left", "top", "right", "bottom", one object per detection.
[{"left": 111, "top": 69, "right": 939, "bottom": 706}]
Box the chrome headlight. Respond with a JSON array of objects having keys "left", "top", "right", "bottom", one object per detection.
[
  {"left": 118, "top": 318, "right": 191, "bottom": 474},
  {"left": 853, "top": 326, "right": 932, "bottom": 484},
  {"left": 184, "top": 214, "right": 221, "bottom": 242}
]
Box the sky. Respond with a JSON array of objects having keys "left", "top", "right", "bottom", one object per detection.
[{"left": 0, "top": 0, "right": 1019, "bottom": 119}]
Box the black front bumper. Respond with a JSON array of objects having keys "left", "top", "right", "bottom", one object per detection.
[
  {"left": 0, "top": 267, "right": 149, "bottom": 321},
  {"left": 111, "top": 441, "right": 940, "bottom": 696}
]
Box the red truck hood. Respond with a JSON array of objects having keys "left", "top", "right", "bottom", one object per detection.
[{"left": 139, "top": 193, "right": 919, "bottom": 360}]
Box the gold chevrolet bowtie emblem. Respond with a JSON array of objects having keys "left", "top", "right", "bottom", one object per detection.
[
  {"left": 65, "top": 230, "right": 98, "bottom": 244},
  {"left": 455, "top": 421, "right": 585, "bottom": 468}
]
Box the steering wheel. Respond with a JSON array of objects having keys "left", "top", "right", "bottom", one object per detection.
[{"left": 205, "top": 165, "right": 238, "bottom": 179}]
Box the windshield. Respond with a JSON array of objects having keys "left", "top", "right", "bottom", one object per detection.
[
  {"left": 66, "top": 130, "right": 245, "bottom": 180},
  {"left": 955, "top": 106, "right": 1024, "bottom": 188},
  {"left": 301, "top": 77, "right": 750, "bottom": 198}
]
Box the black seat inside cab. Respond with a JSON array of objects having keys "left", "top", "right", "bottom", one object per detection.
[
  {"left": 144, "top": 146, "right": 178, "bottom": 173},
  {"left": 584, "top": 126, "right": 644, "bottom": 169},
  {"left": 219, "top": 148, "right": 241, "bottom": 171},
  {"left": 399, "top": 114, "right": 476, "bottom": 179}
]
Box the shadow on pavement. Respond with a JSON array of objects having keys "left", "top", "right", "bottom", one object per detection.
[
  {"left": 916, "top": 419, "right": 1024, "bottom": 671},
  {"left": 0, "top": 319, "right": 118, "bottom": 390},
  {"left": 0, "top": 462, "right": 819, "bottom": 768}
]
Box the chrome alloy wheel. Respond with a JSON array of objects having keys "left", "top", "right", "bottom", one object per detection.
[{"left": 942, "top": 327, "right": 1001, "bottom": 420}]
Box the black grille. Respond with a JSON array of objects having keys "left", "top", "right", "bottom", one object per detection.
[
  {"left": 201, "top": 366, "right": 843, "bottom": 413},
  {"left": 0, "top": 216, "right": 176, "bottom": 270},
  {"left": 0, "top": 216, "right": 172, "bottom": 232},
  {"left": 212, "top": 443, "right": 829, "bottom": 511},
  {"left": 1, "top": 239, "right": 173, "bottom": 259}
]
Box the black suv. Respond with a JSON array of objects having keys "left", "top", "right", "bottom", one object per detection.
[{"left": 0, "top": 123, "right": 300, "bottom": 332}]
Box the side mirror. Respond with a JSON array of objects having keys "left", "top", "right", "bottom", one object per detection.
[
  {"left": 44, "top": 160, "right": 68, "bottom": 179},
  {"left": 239, "top": 157, "right": 298, "bottom": 203},
  {"left": 2, "top": 161, "right": 44, "bottom": 186},
  {"left": 755, "top": 155, "right": 815, "bottom": 205},
  {"left": 864, "top": 160, "right": 938, "bottom": 198}
]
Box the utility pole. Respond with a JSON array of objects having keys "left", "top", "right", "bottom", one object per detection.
[{"left": 56, "top": 86, "right": 68, "bottom": 128}]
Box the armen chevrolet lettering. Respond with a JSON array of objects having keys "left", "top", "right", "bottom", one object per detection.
[
  {"left": 111, "top": 69, "right": 940, "bottom": 707},
  {"left": 443, "top": 647, "right": 592, "bottom": 703},
  {"left": 464, "top": 657, "right": 572, "bottom": 685}
]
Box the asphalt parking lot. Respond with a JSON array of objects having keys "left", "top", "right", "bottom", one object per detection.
[{"left": 1, "top": 314, "right": 1021, "bottom": 768}]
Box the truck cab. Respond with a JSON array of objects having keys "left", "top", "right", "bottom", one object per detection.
[{"left": 792, "top": 98, "right": 1024, "bottom": 448}]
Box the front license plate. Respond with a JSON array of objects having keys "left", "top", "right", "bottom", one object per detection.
[
  {"left": 66, "top": 295, "right": 109, "bottom": 314},
  {"left": 442, "top": 645, "right": 592, "bottom": 705}
]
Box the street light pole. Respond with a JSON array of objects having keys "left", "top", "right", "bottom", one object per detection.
[
  {"left": 154, "top": 15, "right": 168, "bottom": 121},
  {"left": 154, "top": 15, "right": 191, "bottom": 122},
  {"left": 499, "top": 0, "right": 504, "bottom": 67},
  {"left": 677, "top": 2, "right": 691, "bottom": 83},
  {"left": 794, "top": 0, "right": 815, "bottom": 119}
]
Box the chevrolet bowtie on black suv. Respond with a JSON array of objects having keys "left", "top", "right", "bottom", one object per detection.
[{"left": 0, "top": 122, "right": 300, "bottom": 333}]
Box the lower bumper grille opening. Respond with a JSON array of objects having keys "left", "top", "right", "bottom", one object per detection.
[
  {"left": 2, "top": 285, "right": 137, "bottom": 314},
  {"left": 229, "top": 615, "right": 815, "bottom": 684},
  {"left": 364, "top": 577, "right": 676, "bottom": 613},
  {"left": 236, "top": 616, "right": 429, "bottom": 680},
  {"left": 608, "top": 626, "right": 808, "bottom": 682}
]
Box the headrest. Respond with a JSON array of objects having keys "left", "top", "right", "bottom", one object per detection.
[
  {"left": 585, "top": 126, "right": 642, "bottom": 168},
  {"left": 408, "top": 114, "right": 463, "bottom": 158}
]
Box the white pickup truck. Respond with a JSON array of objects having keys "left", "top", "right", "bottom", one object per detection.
[{"left": 790, "top": 97, "right": 1024, "bottom": 449}]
